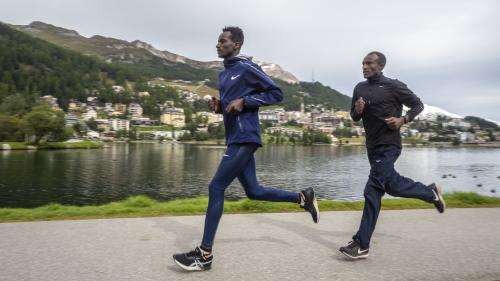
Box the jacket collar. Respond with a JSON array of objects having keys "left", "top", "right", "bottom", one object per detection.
[
  {"left": 367, "top": 72, "right": 384, "bottom": 83},
  {"left": 223, "top": 54, "right": 253, "bottom": 67}
]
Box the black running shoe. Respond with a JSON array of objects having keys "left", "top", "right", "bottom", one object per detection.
[
  {"left": 173, "top": 247, "right": 213, "bottom": 271},
  {"left": 339, "top": 240, "right": 369, "bottom": 259},
  {"left": 300, "top": 187, "right": 320, "bottom": 223},
  {"left": 430, "top": 183, "right": 446, "bottom": 213}
]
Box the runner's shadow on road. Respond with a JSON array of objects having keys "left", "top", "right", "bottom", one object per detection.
[
  {"left": 217, "top": 235, "right": 292, "bottom": 246},
  {"left": 252, "top": 215, "right": 348, "bottom": 249},
  {"left": 165, "top": 264, "right": 205, "bottom": 274},
  {"left": 151, "top": 217, "right": 296, "bottom": 273},
  {"left": 151, "top": 217, "right": 203, "bottom": 250},
  {"left": 333, "top": 251, "right": 371, "bottom": 262},
  {"left": 151, "top": 218, "right": 209, "bottom": 274},
  {"left": 253, "top": 215, "right": 400, "bottom": 256}
]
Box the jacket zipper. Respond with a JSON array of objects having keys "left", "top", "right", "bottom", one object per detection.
[{"left": 237, "top": 115, "right": 244, "bottom": 132}]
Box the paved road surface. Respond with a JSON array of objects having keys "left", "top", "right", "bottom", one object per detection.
[{"left": 1, "top": 208, "right": 499, "bottom": 281}]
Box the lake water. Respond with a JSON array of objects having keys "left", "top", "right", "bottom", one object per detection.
[{"left": 1, "top": 143, "right": 499, "bottom": 208}]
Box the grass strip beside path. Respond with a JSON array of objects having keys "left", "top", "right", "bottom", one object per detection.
[{"left": 1, "top": 192, "right": 499, "bottom": 223}]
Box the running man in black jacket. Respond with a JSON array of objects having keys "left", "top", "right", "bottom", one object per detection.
[{"left": 339, "top": 51, "right": 446, "bottom": 259}]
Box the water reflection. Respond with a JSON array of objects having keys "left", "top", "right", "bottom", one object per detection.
[{"left": 0, "top": 144, "right": 499, "bottom": 207}]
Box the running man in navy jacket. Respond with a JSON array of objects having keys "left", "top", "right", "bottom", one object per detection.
[{"left": 173, "top": 26, "right": 320, "bottom": 271}]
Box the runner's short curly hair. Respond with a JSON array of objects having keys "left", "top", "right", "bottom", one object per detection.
[
  {"left": 367, "top": 51, "right": 386, "bottom": 66},
  {"left": 222, "top": 26, "right": 244, "bottom": 46}
]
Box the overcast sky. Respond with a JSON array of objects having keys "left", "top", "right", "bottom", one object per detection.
[{"left": 1, "top": 0, "right": 499, "bottom": 120}]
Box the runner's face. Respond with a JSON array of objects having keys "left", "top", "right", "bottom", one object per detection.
[
  {"left": 362, "top": 54, "right": 384, "bottom": 78},
  {"left": 216, "top": 32, "right": 239, "bottom": 59}
]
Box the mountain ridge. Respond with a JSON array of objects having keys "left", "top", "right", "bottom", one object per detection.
[
  {"left": 1, "top": 21, "right": 351, "bottom": 112},
  {"left": 13, "top": 21, "right": 298, "bottom": 83}
]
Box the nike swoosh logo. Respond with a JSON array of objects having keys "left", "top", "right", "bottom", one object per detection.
[
  {"left": 231, "top": 74, "right": 241, "bottom": 80},
  {"left": 223, "top": 154, "right": 230, "bottom": 157},
  {"left": 432, "top": 189, "right": 439, "bottom": 201},
  {"left": 357, "top": 248, "right": 368, "bottom": 254}
]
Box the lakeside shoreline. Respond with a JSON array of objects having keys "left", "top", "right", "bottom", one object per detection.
[
  {"left": 1, "top": 192, "right": 499, "bottom": 223},
  {"left": 3, "top": 140, "right": 500, "bottom": 150},
  {"left": 1, "top": 141, "right": 103, "bottom": 150}
]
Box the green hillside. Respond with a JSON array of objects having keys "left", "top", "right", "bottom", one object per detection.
[
  {"left": 0, "top": 22, "right": 139, "bottom": 110},
  {"left": 1, "top": 21, "right": 351, "bottom": 112}
]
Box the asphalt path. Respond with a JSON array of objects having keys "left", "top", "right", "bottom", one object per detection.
[{"left": 1, "top": 208, "right": 499, "bottom": 281}]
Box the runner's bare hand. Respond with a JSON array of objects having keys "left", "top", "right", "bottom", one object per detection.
[
  {"left": 225, "top": 98, "right": 244, "bottom": 114},
  {"left": 384, "top": 117, "right": 405, "bottom": 130},
  {"left": 355, "top": 97, "right": 365, "bottom": 114}
]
